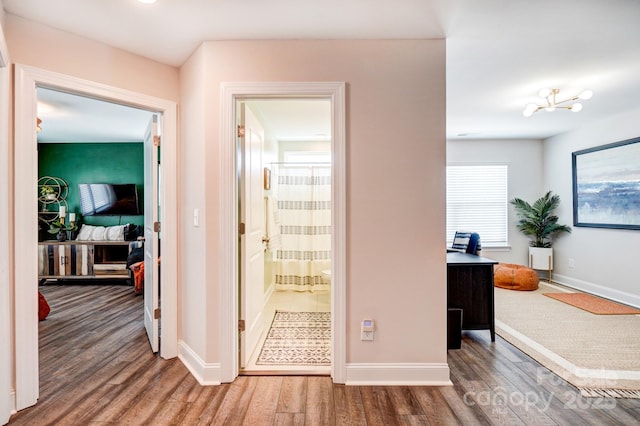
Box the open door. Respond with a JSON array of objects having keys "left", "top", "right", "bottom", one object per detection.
[
  {"left": 144, "top": 115, "right": 160, "bottom": 353},
  {"left": 239, "top": 103, "right": 266, "bottom": 368}
]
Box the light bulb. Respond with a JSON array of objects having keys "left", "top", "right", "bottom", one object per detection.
[
  {"left": 523, "top": 109, "right": 534, "bottom": 117},
  {"left": 538, "top": 88, "right": 552, "bottom": 98},
  {"left": 571, "top": 103, "right": 583, "bottom": 112},
  {"left": 579, "top": 90, "right": 593, "bottom": 100},
  {"left": 138, "top": 0, "right": 157, "bottom": 3},
  {"left": 545, "top": 106, "right": 556, "bottom": 112}
]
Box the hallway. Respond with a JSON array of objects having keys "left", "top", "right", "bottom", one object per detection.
[{"left": 8, "top": 283, "right": 640, "bottom": 425}]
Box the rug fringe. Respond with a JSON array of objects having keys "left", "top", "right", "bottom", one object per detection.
[{"left": 579, "top": 387, "right": 640, "bottom": 399}]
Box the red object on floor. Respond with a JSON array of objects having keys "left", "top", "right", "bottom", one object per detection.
[
  {"left": 38, "top": 291, "right": 50, "bottom": 321},
  {"left": 131, "top": 261, "right": 144, "bottom": 294}
]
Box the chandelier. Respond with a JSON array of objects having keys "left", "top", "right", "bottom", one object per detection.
[{"left": 523, "top": 88, "right": 593, "bottom": 117}]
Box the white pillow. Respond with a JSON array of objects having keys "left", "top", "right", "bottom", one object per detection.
[
  {"left": 76, "top": 224, "right": 126, "bottom": 241},
  {"left": 76, "top": 224, "right": 104, "bottom": 241},
  {"left": 105, "top": 225, "right": 125, "bottom": 241}
]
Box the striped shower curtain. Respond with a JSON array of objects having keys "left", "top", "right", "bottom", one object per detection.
[{"left": 274, "top": 165, "right": 331, "bottom": 292}]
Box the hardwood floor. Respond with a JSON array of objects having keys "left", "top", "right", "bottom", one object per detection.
[{"left": 9, "top": 283, "right": 640, "bottom": 425}]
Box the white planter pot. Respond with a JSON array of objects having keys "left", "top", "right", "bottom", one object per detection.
[{"left": 529, "top": 247, "right": 553, "bottom": 271}]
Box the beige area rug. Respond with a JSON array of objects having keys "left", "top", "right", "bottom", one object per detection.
[
  {"left": 495, "top": 282, "right": 640, "bottom": 398},
  {"left": 256, "top": 311, "right": 331, "bottom": 365},
  {"left": 543, "top": 292, "right": 640, "bottom": 315}
]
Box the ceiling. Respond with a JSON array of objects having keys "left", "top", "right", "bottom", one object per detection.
[{"left": 6, "top": 0, "right": 640, "bottom": 142}]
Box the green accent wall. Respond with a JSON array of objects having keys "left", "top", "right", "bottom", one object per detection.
[{"left": 38, "top": 143, "right": 144, "bottom": 227}]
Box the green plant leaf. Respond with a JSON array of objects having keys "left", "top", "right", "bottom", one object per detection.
[{"left": 510, "top": 191, "right": 571, "bottom": 247}]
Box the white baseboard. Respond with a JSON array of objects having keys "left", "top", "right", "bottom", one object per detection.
[
  {"left": 345, "top": 363, "right": 451, "bottom": 386},
  {"left": 178, "top": 341, "right": 222, "bottom": 385},
  {"left": 178, "top": 344, "right": 451, "bottom": 387},
  {"left": 264, "top": 282, "right": 275, "bottom": 302},
  {"left": 3, "top": 389, "right": 16, "bottom": 424},
  {"left": 552, "top": 273, "right": 640, "bottom": 309}
]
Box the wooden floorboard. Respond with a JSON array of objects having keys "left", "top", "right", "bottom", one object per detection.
[{"left": 8, "top": 283, "right": 640, "bottom": 425}]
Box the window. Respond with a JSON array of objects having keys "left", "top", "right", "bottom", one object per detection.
[
  {"left": 446, "top": 164, "right": 508, "bottom": 247},
  {"left": 283, "top": 151, "right": 331, "bottom": 163}
]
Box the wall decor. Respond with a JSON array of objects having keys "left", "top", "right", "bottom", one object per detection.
[{"left": 572, "top": 136, "right": 640, "bottom": 230}]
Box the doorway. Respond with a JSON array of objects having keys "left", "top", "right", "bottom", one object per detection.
[
  {"left": 36, "top": 85, "right": 160, "bottom": 354},
  {"left": 238, "top": 99, "right": 333, "bottom": 374},
  {"left": 219, "top": 81, "right": 346, "bottom": 383},
  {"left": 13, "top": 65, "right": 178, "bottom": 410}
]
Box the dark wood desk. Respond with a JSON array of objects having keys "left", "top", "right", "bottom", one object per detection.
[{"left": 447, "top": 252, "right": 498, "bottom": 341}]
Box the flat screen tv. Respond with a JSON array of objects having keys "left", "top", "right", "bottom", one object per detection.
[{"left": 78, "top": 183, "right": 141, "bottom": 216}]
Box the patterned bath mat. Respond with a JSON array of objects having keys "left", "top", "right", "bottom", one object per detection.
[{"left": 256, "top": 310, "right": 331, "bottom": 365}]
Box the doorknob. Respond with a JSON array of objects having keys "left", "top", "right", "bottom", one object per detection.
[{"left": 262, "top": 237, "right": 270, "bottom": 244}]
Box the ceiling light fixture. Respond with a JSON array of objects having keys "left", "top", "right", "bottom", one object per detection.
[
  {"left": 138, "top": 0, "right": 157, "bottom": 4},
  {"left": 523, "top": 88, "right": 593, "bottom": 117}
]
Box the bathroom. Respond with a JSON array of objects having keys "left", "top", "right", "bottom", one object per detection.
[{"left": 242, "top": 99, "right": 332, "bottom": 372}]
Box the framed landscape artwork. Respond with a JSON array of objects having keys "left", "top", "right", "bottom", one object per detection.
[{"left": 572, "top": 136, "right": 640, "bottom": 230}]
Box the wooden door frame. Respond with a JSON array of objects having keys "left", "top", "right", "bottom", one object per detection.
[
  {"left": 220, "top": 82, "right": 347, "bottom": 383},
  {"left": 13, "top": 64, "right": 178, "bottom": 410}
]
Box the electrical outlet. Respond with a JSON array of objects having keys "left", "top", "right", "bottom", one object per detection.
[
  {"left": 361, "top": 330, "right": 374, "bottom": 341},
  {"left": 568, "top": 258, "right": 575, "bottom": 268}
]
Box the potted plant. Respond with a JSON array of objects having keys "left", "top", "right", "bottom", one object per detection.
[
  {"left": 48, "top": 219, "right": 78, "bottom": 242},
  {"left": 40, "top": 184, "right": 58, "bottom": 200},
  {"left": 510, "top": 191, "right": 571, "bottom": 272}
]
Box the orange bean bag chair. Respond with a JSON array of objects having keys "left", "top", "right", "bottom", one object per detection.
[{"left": 494, "top": 263, "right": 539, "bottom": 291}]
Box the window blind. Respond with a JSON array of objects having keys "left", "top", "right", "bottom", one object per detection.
[{"left": 446, "top": 165, "right": 508, "bottom": 247}]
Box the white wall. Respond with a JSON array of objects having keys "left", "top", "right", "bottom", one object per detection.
[
  {"left": 544, "top": 108, "right": 640, "bottom": 307},
  {"left": 177, "top": 47, "right": 211, "bottom": 367},
  {"left": 179, "top": 40, "right": 448, "bottom": 382},
  {"left": 447, "top": 139, "right": 544, "bottom": 264},
  {"left": 278, "top": 140, "right": 331, "bottom": 161},
  {"left": 5, "top": 15, "right": 179, "bottom": 101}
]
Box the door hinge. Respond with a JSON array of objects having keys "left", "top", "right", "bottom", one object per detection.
[
  {"left": 238, "top": 319, "right": 245, "bottom": 332},
  {"left": 239, "top": 222, "right": 245, "bottom": 235},
  {"left": 154, "top": 221, "right": 161, "bottom": 232},
  {"left": 153, "top": 135, "right": 161, "bottom": 147},
  {"left": 237, "top": 125, "right": 245, "bottom": 138},
  {"left": 154, "top": 308, "right": 161, "bottom": 319}
]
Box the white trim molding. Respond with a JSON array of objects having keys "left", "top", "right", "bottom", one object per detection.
[
  {"left": 178, "top": 341, "right": 222, "bottom": 386},
  {"left": 219, "top": 82, "right": 347, "bottom": 383},
  {"left": 552, "top": 273, "right": 640, "bottom": 309},
  {"left": 345, "top": 363, "right": 452, "bottom": 386},
  {"left": 13, "top": 64, "right": 179, "bottom": 410},
  {"left": 0, "top": 19, "right": 13, "bottom": 425}
]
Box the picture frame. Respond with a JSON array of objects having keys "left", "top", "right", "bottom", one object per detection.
[
  {"left": 263, "top": 167, "right": 271, "bottom": 190},
  {"left": 572, "top": 136, "right": 640, "bottom": 230}
]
